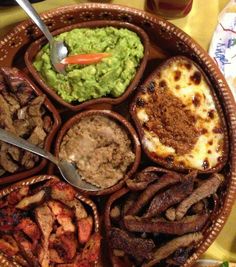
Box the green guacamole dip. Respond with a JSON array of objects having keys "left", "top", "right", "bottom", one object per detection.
[{"left": 34, "top": 27, "right": 144, "bottom": 103}]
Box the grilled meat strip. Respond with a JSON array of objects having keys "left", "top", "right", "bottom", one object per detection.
[
  {"left": 144, "top": 179, "right": 194, "bottom": 218},
  {"left": 126, "top": 172, "right": 183, "bottom": 216},
  {"left": 143, "top": 232, "right": 203, "bottom": 267},
  {"left": 110, "top": 227, "right": 155, "bottom": 261},
  {"left": 124, "top": 214, "right": 209, "bottom": 235},
  {"left": 126, "top": 170, "right": 160, "bottom": 191},
  {"left": 175, "top": 173, "right": 224, "bottom": 220}
]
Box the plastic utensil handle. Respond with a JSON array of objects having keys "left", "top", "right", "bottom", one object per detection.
[
  {"left": 0, "top": 128, "right": 58, "bottom": 165},
  {"left": 15, "top": 0, "right": 53, "bottom": 43}
]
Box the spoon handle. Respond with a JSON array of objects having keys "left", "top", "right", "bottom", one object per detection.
[
  {"left": 0, "top": 128, "right": 58, "bottom": 165},
  {"left": 15, "top": 0, "right": 53, "bottom": 43}
]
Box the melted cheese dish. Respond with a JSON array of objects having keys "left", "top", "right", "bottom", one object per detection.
[{"left": 134, "top": 57, "right": 226, "bottom": 171}]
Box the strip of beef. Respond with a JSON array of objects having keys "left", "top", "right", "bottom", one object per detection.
[
  {"left": 35, "top": 203, "right": 54, "bottom": 267},
  {"left": 143, "top": 232, "right": 203, "bottom": 267},
  {"left": 126, "top": 170, "right": 160, "bottom": 191},
  {"left": 144, "top": 179, "right": 194, "bottom": 218},
  {"left": 126, "top": 172, "right": 184, "bottom": 216},
  {"left": 175, "top": 173, "right": 224, "bottom": 220},
  {"left": 124, "top": 214, "right": 208, "bottom": 235},
  {"left": 166, "top": 246, "right": 194, "bottom": 266},
  {"left": 122, "top": 192, "right": 138, "bottom": 216},
  {"left": 110, "top": 227, "right": 155, "bottom": 261}
]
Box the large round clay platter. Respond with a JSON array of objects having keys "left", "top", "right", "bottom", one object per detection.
[{"left": 0, "top": 3, "right": 235, "bottom": 267}]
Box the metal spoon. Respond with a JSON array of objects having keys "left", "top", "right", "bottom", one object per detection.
[
  {"left": 15, "top": 0, "right": 67, "bottom": 74},
  {"left": 0, "top": 128, "right": 99, "bottom": 192}
]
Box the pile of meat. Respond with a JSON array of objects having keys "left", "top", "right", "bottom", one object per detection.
[
  {"left": 108, "top": 167, "right": 224, "bottom": 267},
  {"left": 0, "top": 178, "right": 101, "bottom": 267},
  {"left": 0, "top": 67, "right": 53, "bottom": 175}
]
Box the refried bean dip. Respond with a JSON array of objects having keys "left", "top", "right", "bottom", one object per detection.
[{"left": 59, "top": 115, "right": 135, "bottom": 188}]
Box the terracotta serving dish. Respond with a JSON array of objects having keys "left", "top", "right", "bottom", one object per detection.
[
  {"left": 0, "top": 174, "right": 100, "bottom": 267},
  {"left": 53, "top": 109, "right": 141, "bottom": 196},
  {"left": 104, "top": 166, "right": 223, "bottom": 267},
  {"left": 0, "top": 67, "right": 61, "bottom": 185},
  {"left": 24, "top": 20, "right": 150, "bottom": 111},
  {"left": 0, "top": 3, "right": 235, "bottom": 267},
  {"left": 130, "top": 56, "right": 229, "bottom": 173}
]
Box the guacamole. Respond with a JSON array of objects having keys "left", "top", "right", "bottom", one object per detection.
[{"left": 34, "top": 27, "right": 144, "bottom": 103}]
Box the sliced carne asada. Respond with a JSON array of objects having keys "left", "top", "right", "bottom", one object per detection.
[
  {"left": 126, "top": 169, "right": 160, "bottom": 191},
  {"left": 124, "top": 214, "right": 209, "bottom": 235},
  {"left": 143, "top": 232, "right": 203, "bottom": 267},
  {"left": 126, "top": 172, "right": 183, "bottom": 216},
  {"left": 144, "top": 179, "right": 194, "bottom": 218},
  {"left": 110, "top": 227, "right": 155, "bottom": 261},
  {"left": 175, "top": 173, "right": 224, "bottom": 220}
]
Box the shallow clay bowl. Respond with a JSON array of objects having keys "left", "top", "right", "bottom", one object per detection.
[
  {"left": 53, "top": 109, "right": 141, "bottom": 195},
  {"left": 0, "top": 67, "right": 61, "bottom": 185},
  {"left": 25, "top": 20, "right": 150, "bottom": 111},
  {"left": 104, "top": 166, "right": 221, "bottom": 267},
  {"left": 130, "top": 56, "right": 229, "bottom": 174},
  {"left": 0, "top": 174, "right": 100, "bottom": 266}
]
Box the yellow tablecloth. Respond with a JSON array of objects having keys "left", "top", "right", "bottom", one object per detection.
[{"left": 0, "top": 0, "right": 235, "bottom": 262}]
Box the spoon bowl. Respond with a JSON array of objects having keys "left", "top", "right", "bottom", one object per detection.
[
  {"left": 0, "top": 128, "right": 99, "bottom": 192},
  {"left": 15, "top": 0, "right": 68, "bottom": 74}
]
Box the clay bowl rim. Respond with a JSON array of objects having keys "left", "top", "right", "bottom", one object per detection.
[
  {"left": 24, "top": 20, "right": 150, "bottom": 111},
  {"left": 104, "top": 167, "right": 221, "bottom": 267},
  {"left": 0, "top": 68, "right": 61, "bottom": 186},
  {"left": 54, "top": 109, "right": 141, "bottom": 196},
  {"left": 130, "top": 55, "right": 229, "bottom": 174},
  {"left": 0, "top": 174, "right": 100, "bottom": 267}
]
